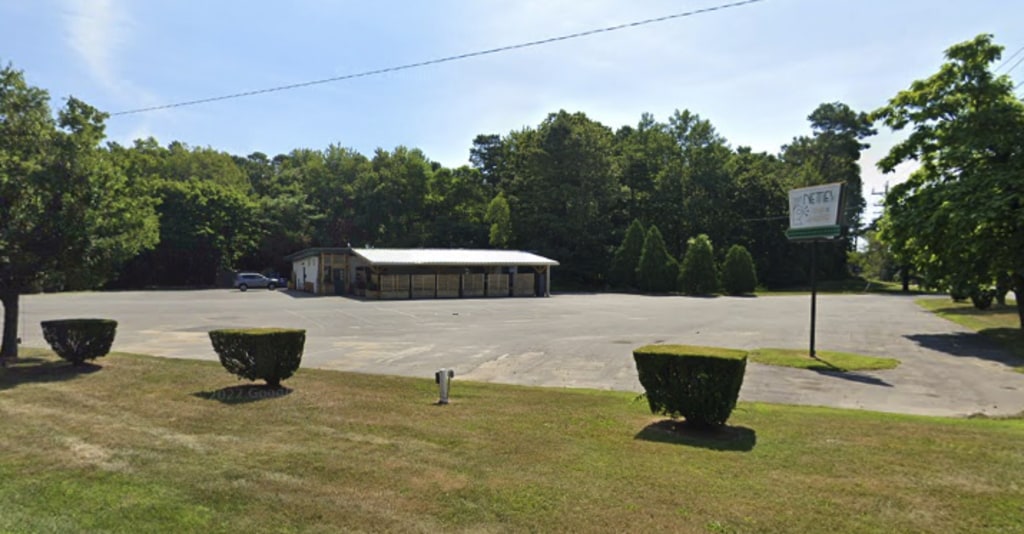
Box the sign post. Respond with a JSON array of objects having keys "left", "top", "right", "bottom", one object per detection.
[{"left": 786, "top": 183, "right": 845, "bottom": 358}]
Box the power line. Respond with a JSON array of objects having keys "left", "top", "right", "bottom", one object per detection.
[
  {"left": 995, "top": 43, "right": 1024, "bottom": 72},
  {"left": 109, "top": 0, "right": 766, "bottom": 116},
  {"left": 1003, "top": 54, "right": 1024, "bottom": 77}
]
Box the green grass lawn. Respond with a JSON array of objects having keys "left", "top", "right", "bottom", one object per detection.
[
  {"left": 1, "top": 349, "right": 1022, "bottom": 532},
  {"left": 749, "top": 348, "right": 900, "bottom": 372},
  {"left": 917, "top": 298, "right": 1024, "bottom": 372}
]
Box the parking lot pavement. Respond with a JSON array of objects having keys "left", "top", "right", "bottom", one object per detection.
[{"left": 16, "top": 289, "right": 1024, "bottom": 417}]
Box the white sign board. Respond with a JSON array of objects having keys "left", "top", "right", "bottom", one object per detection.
[{"left": 788, "top": 183, "right": 844, "bottom": 230}]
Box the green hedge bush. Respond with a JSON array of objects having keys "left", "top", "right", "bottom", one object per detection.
[
  {"left": 678, "top": 234, "right": 718, "bottom": 295},
  {"left": 721, "top": 244, "right": 758, "bottom": 295},
  {"left": 633, "top": 344, "right": 747, "bottom": 428},
  {"left": 208, "top": 328, "right": 306, "bottom": 388},
  {"left": 40, "top": 319, "right": 117, "bottom": 365}
]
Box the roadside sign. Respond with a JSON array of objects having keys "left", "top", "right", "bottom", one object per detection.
[
  {"left": 785, "top": 182, "right": 846, "bottom": 359},
  {"left": 786, "top": 183, "right": 844, "bottom": 241}
]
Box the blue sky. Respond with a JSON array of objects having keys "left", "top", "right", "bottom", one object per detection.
[{"left": 3, "top": 1, "right": 1022, "bottom": 222}]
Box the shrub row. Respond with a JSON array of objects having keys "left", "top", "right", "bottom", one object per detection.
[
  {"left": 611, "top": 220, "right": 757, "bottom": 295},
  {"left": 38, "top": 319, "right": 307, "bottom": 388},
  {"left": 633, "top": 344, "right": 748, "bottom": 428},
  {"left": 37, "top": 320, "right": 741, "bottom": 430}
]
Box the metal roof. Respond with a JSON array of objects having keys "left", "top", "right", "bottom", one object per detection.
[
  {"left": 283, "top": 247, "right": 350, "bottom": 261},
  {"left": 351, "top": 248, "right": 558, "bottom": 267}
]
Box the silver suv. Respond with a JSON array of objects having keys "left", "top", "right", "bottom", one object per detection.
[{"left": 234, "top": 272, "right": 279, "bottom": 291}]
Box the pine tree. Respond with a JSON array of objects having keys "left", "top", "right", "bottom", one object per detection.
[
  {"left": 636, "top": 226, "right": 678, "bottom": 293},
  {"left": 679, "top": 234, "right": 718, "bottom": 295},
  {"left": 609, "top": 219, "right": 645, "bottom": 288}
]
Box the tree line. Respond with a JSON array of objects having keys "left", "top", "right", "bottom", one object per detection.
[
  {"left": 99, "top": 115, "right": 880, "bottom": 291},
  {"left": 4, "top": 64, "right": 874, "bottom": 297},
  {"left": 0, "top": 60, "right": 873, "bottom": 356},
  {"left": 8, "top": 33, "right": 1021, "bottom": 358}
]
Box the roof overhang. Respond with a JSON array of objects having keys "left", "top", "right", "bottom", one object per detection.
[
  {"left": 283, "top": 247, "right": 351, "bottom": 262},
  {"left": 350, "top": 248, "right": 558, "bottom": 267}
]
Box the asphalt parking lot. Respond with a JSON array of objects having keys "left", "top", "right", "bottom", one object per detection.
[{"left": 17, "top": 289, "right": 1024, "bottom": 417}]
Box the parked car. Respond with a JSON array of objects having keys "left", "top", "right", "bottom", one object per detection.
[
  {"left": 264, "top": 272, "right": 289, "bottom": 287},
  {"left": 234, "top": 272, "right": 279, "bottom": 291}
]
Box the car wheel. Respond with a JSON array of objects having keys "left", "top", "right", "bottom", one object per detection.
[
  {"left": 267, "top": 283, "right": 276, "bottom": 290},
  {"left": 239, "top": 284, "right": 248, "bottom": 292}
]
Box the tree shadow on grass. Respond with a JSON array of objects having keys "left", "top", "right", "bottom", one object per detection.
[
  {"left": 811, "top": 369, "right": 893, "bottom": 387},
  {"left": 193, "top": 384, "right": 293, "bottom": 405},
  {"left": 0, "top": 358, "right": 101, "bottom": 391},
  {"left": 905, "top": 332, "right": 1024, "bottom": 369},
  {"left": 634, "top": 419, "right": 756, "bottom": 452}
]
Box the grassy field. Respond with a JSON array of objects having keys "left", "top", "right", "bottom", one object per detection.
[
  {"left": 917, "top": 298, "right": 1024, "bottom": 372},
  {"left": 749, "top": 348, "right": 900, "bottom": 372},
  {"left": 1, "top": 349, "right": 1022, "bottom": 533}
]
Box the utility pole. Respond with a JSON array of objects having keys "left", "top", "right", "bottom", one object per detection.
[
  {"left": 871, "top": 181, "right": 909, "bottom": 292},
  {"left": 869, "top": 182, "right": 889, "bottom": 208}
]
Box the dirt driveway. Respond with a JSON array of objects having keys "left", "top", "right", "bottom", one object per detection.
[{"left": 17, "top": 290, "right": 1024, "bottom": 417}]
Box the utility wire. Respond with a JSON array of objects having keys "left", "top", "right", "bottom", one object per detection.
[
  {"left": 1003, "top": 54, "right": 1024, "bottom": 77},
  {"left": 110, "top": 0, "right": 765, "bottom": 116},
  {"left": 995, "top": 43, "right": 1024, "bottom": 72}
]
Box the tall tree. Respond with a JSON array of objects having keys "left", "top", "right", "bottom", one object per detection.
[
  {"left": 0, "top": 64, "right": 159, "bottom": 358},
  {"left": 669, "top": 110, "right": 735, "bottom": 252},
  {"left": 502, "top": 111, "right": 620, "bottom": 283},
  {"left": 424, "top": 165, "right": 488, "bottom": 247},
  {"left": 469, "top": 133, "right": 507, "bottom": 190},
  {"left": 873, "top": 34, "right": 1024, "bottom": 327},
  {"left": 485, "top": 193, "right": 513, "bottom": 248},
  {"left": 781, "top": 103, "right": 874, "bottom": 280},
  {"left": 113, "top": 141, "right": 258, "bottom": 287},
  {"left": 613, "top": 113, "right": 676, "bottom": 225},
  {"left": 725, "top": 148, "right": 795, "bottom": 286}
]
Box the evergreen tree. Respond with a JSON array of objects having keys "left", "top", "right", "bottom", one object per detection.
[
  {"left": 636, "top": 226, "right": 678, "bottom": 293},
  {"left": 721, "top": 244, "right": 757, "bottom": 295},
  {"left": 609, "top": 219, "right": 645, "bottom": 288},
  {"left": 679, "top": 234, "right": 718, "bottom": 295}
]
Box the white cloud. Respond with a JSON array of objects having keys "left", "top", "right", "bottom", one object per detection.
[
  {"left": 63, "top": 0, "right": 129, "bottom": 92},
  {"left": 61, "top": 0, "right": 168, "bottom": 143}
]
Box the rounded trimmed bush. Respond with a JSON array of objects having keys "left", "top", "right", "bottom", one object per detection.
[
  {"left": 208, "top": 328, "right": 306, "bottom": 387},
  {"left": 721, "top": 244, "right": 758, "bottom": 295},
  {"left": 633, "top": 344, "right": 747, "bottom": 428},
  {"left": 40, "top": 319, "right": 117, "bottom": 365}
]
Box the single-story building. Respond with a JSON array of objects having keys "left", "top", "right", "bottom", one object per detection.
[{"left": 283, "top": 247, "right": 559, "bottom": 299}]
